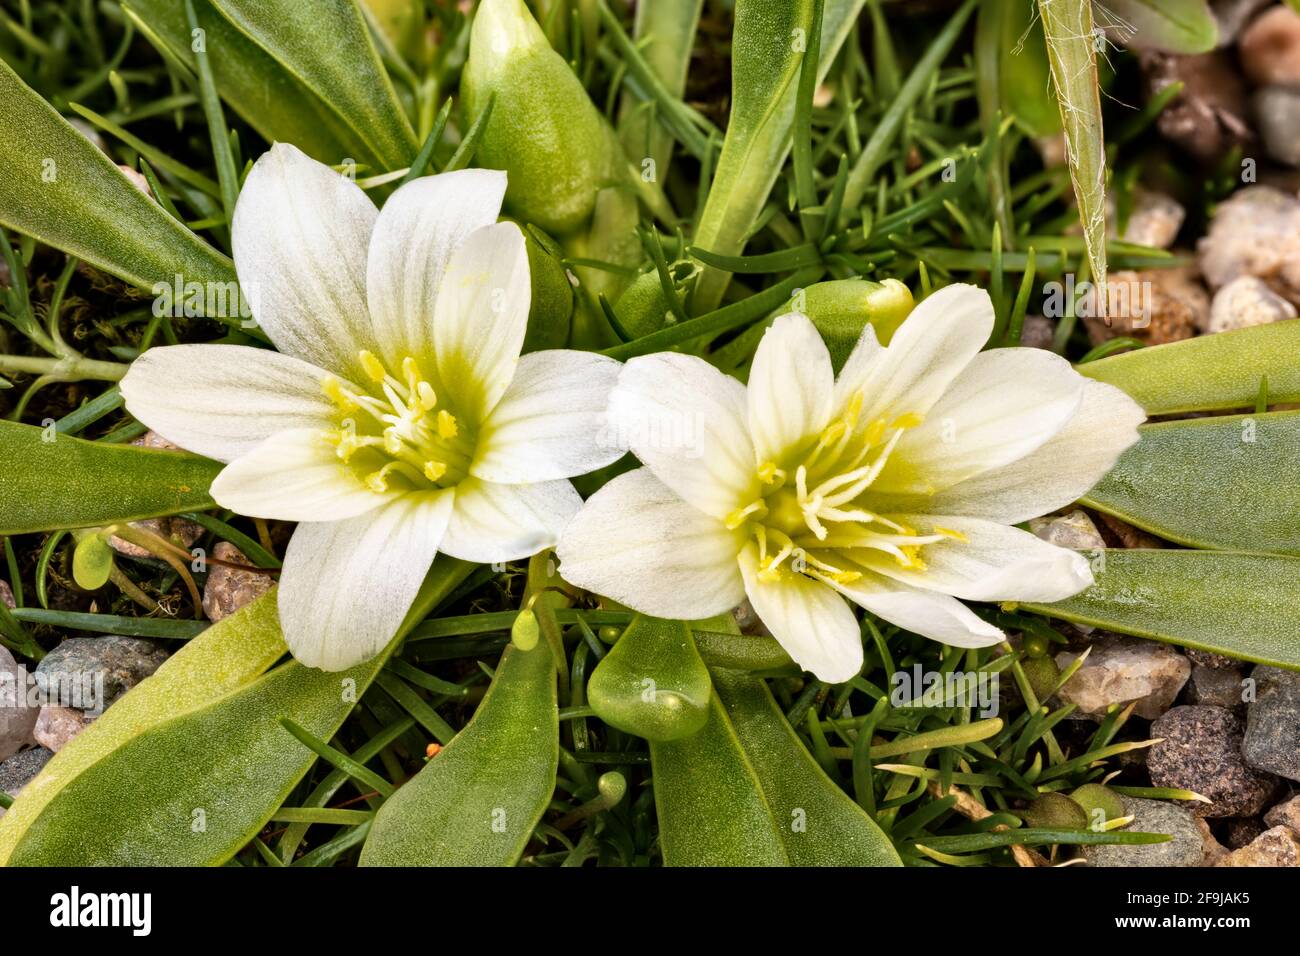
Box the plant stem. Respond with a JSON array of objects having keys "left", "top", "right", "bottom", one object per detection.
[{"left": 0, "top": 354, "right": 127, "bottom": 381}]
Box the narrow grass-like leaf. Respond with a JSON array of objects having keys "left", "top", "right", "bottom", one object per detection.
[{"left": 1038, "top": 0, "right": 1108, "bottom": 304}]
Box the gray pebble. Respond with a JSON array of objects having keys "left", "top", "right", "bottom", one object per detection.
[
  {"left": 1149, "top": 705, "right": 1279, "bottom": 816},
  {"left": 1243, "top": 665, "right": 1300, "bottom": 782}
]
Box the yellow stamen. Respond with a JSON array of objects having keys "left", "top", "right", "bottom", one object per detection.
[
  {"left": 756, "top": 461, "right": 784, "bottom": 484},
  {"left": 365, "top": 462, "right": 397, "bottom": 493},
  {"left": 423, "top": 460, "right": 447, "bottom": 482},
  {"left": 891, "top": 411, "right": 924, "bottom": 430},
  {"left": 933, "top": 526, "right": 968, "bottom": 542},
  {"left": 321, "top": 376, "right": 357, "bottom": 412},
  {"left": 416, "top": 381, "right": 437, "bottom": 411},
  {"left": 725, "top": 499, "right": 767, "bottom": 530},
  {"left": 437, "top": 410, "right": 459, "bottom": 439},
  {"left": 359, "top": 350, "right": 386, "bottom": 383}
]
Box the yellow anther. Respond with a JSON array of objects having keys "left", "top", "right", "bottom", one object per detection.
[
  {"left": 416, "top": 381, "right": 437, "bottom": 411},
  {"left": 756, "top": 461, "right": 784, "bottom": 485},
  {"left": 382, "top": 427, "right": 403, "bottom": 455},
  {"left": 819, "top": 420, "right": 847, "bottom": 447},
  {"left": 437, "top": 410, "right": 459, "bottom": 439},
  {"left": 831, "top": 570, "right": 862, "bottom": 584},
  {"left": 862, "top": 417, "right": 886, "bottom": 446},
  {"left": 331, "top": 430, "right": 359, "bottom": 462},
  {"left": 365, "top": 463, "right": 395, "bottom": 493},
  {"left": 844, "top": 391, "right": 863, "bottom": 425},
  {"left": 423, "top": 460, "right": 447, "bottom": 482},
  {"left": 934, "top": 526, "right": 969, "bottom": 542},
  {"left": 321, "top": 376, "right": 357, "bottom": 412},
  {"left": 896, "top": 546, "right": 927, "bottom": 570},
  {"left": 359, "top": 350, "right": 386, "bottom": 383},
  {"left": 891, "top": 411, "right": 924, "bottom": 430},
  {"left": 725, "top": 499, "right": 766, "bottom": 530},
  {"left": 757, "top": 566, "right": 783, "bottom": 584}
]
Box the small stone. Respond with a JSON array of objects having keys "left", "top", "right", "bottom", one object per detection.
[
  {"left": 1253, "top": 85, "right": 1300, "bottom": 167},
  {"left": 1085, "top": 797, "right": 1207, "bottom": 867},
  {"left": 1263, "top": 792, "right": 1300, "bottom": 832},
  {"left": 202, "top": 543, "right": 274, "bottom": 623},
  {"left": 1029, "top": 510, "right": 1106, "bottom": 552},
  {"left": 0, "top": 646, "right": 38, "bottom": 762},
  {"left": 1084, "top": 265, "right": 1207, "bottom": 346},
  {"left": 1186, "top": 647, "right": 1238, "bottom": 669},
  {"left": 1195, "top": 817, "right": 1230, "bottom": 864},
  {"left": 1186, "top": 664, "right": 1248, "bottom": 710},
  {"left": 1149, "top": 705, "right": 1279, "bottom": 817},
  {"left": 32, "top": 705, "right": 93, "bottom": 752},
  {"left": 1142, "top": 51, "right": 1251, "bottom": 163},
  {"left": 1018, "top": 314, "right": 1055, "bottom": 350},
  {"left": 107, "top": 432, "right": 204, "bottom": 559},
  {"left": 1240, "top": 5, "right": 1300, "bottom": 85},
  {"left": 1242, "top": 665, "right": 1300, "bottom": 782},
  {"left": 1198, "top": 185, "right": 1300, "bottom": 304},
  {"left": 732, "top": 598, "right": 770, "bottom": 636},
  {"left": 0, "top": 747, "right": 53, "bottom": 817},
  {"left": 1096, "top": 512, "right": 1168, "bottom": 550},
  {"left": 116, "top": 164, "right": 151, "bottom": 196},
  {"left": 1212, "top": 0, "right": 1274, "bottom": 48},
  {"left": 1055, "top": 634, "right": 1191, "bottom": 720},
  {"left": 1122, "top": 190, "right": 1185, "bottom": 249},
  {"left": 34, "top": 635, "right": 169, "bottom": 714},
  {"left": 0, "top": 580, "right": 13, "bottom": 608},
  {"left": 1206, "top": 274, "right": 1298, "bottom": 333},
  {"left": 1216, "top": 825, "right": 1300, "bottom": 866}
]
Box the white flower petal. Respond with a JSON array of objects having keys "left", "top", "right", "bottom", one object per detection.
[
  {"left": 120, "top": 344, "right": 338, "bottom": 462},
  {"left": 232, "top": 143, "right": 378, "bottom": 380},
  {"left": 556, "top": 468, "right": 746, "bottom": 619},
  {"left": 365, "top": 169, "right": 507, "bottom": 364},
  {"left": 831, "top": 322, "right": 882, "bottom": 412},
  {"left": 432, "top": 222, "right": 531, "bottom": 425},
  {"left": 608, "top": 353, "right": 758, "bottom": 521},
  {"left": 471, "top": 350, "right": 625, "bottom": 483},
  {"left": 210, "top": 428, "right": 390, "bottom": 522},
  {"left": 856, "top": 514, "right": 1094, "bottom": 602},
  {"left": 278, "top": 491, "right": 454, "bottom": 671},
  {"left": 831, "top": 574, "right": 1005, "bottom": 649},
  {"left": 747, "top": 312, "right": 834, "bottom": 464},
  {"left": 918, "top": 379, "right": 1145, "bottom": 524},
  {"left": 849, "top": 283, "right": 994, "bottom": 423},
  {"left": 439, "top": 477, "right": 580, "bottom": 563},
  {"left": 738, "top": 544, "right": 863, "bottom": 683},
  {"left": 872, "top": 348, "right": 1085, "bottom": 495}
]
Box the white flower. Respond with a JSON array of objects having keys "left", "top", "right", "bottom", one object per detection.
[
  {"left": 557, "top": 285, "right": 1145, "bottom": 683},
  {"left": 121, "top": 144, "right": 623, "bottom": 670}
]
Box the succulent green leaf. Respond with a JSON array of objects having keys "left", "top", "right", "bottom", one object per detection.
[
  {"left": 1026, "top": 550, "right": 1300, "bottom": 670},
  {"left": 360, "top": 640, "right": 558, "bottom": 866},
  {"left": 587, "top": 615, "right": 712, "bottom": 742},
  {"left": 0, "top": 421, "right": 222, "bottom": 535}
]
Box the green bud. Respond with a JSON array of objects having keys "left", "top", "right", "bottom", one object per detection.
[
  {"left": 72, "top": 530, "right": 114, "bottom": 590},
  {"left": 1021, "top": 792, "right": 1089, "bottom": 830},
  {"left": 1022, "top": 630, "right": 1052, "bottom": 658},
  {"left": 1020, "top": 654, "right": 1061, "bottom": 703},
  {"left": 1070, "top": 783, "right": 1126, "bottom": 830},
  {"left": 518, "top": 223, "right": 573, "bottom": 351},
  {"left": 786, "top": 278, "right": 914, "bottom": 372},
  {"left": 597, "top": 625, "right": 622, "bottom": 645},
  {"left": 596, "top": 771, "right": 628, "bottom": 808},
  {"left": 464, "top": 0, "right": 626, "bottom": 236},
  {"left": 511, "top": 608, "right": 540, "bottom": 651},
  {"left": 613, "top": 261, "right": 698, "bottom": 339}
]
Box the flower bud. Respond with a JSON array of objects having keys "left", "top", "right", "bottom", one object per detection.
[
  {"left": 464, "top": 0, "right": 626, "bottom": 236},
  {"left": 787, "top": 278, "right": 914, "bottom": 371},
  {"left": 511, "top": 607, "right": 540, "bottom": 651},
  {"left": 518, "top": 223, "right": 573, "bottom": 351}
]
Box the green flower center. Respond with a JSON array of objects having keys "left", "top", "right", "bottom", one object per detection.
[
  {"left": 724, "top": 392, "right": 959, "bottom": 585},
  {"left": 320, "top": 350, "right": 475, "bottom": 492}
]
